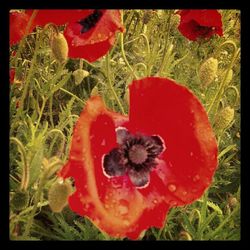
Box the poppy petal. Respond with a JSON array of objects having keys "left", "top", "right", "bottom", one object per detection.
[
  {"left": 25, "top": 9, "right": 92, "bottom": 26},
  {"left": 128, "top": 77, "right": 218, "bottom": 205},
  {"left": 9, "top": 11, "right": 36, "bottom": 46}
]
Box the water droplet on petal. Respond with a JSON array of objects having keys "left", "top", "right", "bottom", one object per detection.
[
  {"left": 104, "top": 204, "right": 109, "bottom": 209},
  {"left": 76, "top": 136, "right": 81, "bottom": 142},
  {"left": 192, "top": 174, "right": 200, "bottom": 182},
  {"left": 182, "top": 191, "right": 187, "bottom": 196},
  {"left": 101, "top": 139, "right": 106, "bottom": 146},
  {"left": 190, "top": 151, "right": 194, "bottom": 156},
  {"left": 168, "top": 184, "right": 176, "bottom": 192},
  {"left": 153, "top": 199, "right": 158, "bottom": 204}
]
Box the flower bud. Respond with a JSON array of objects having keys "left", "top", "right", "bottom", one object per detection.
[
  {"left": 73, "top": 69, "right": 89, "bottom": 85},
  {"left": 228, "top": 196, "right": 238, "bottom": 208},
  {"left": 214, "top": 106, "right": 234, "bottom": 130},
  {"left": 91, "top": 86, "right": 99, "bottom": 96},
  {"left": 11, "top": 191, "right": 29, "bottom": 211},
  {"left": 199, "top": 57, "right": 218, "bottom": 87},
  {"left": 51, "top": 33, "right": 68, "bottom": 63},
  {"left": 223, "top": 69, "right": 233, "bottom": 86},
  {"left": 48, "top": 181, "right": 72, "bottom": 213},
  {"left": 179, "top": 231, "right": 192, "bottom": 241}
]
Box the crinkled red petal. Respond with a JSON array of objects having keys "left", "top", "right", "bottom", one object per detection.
[
  {"left": 25, "top": 9, "right": 92, "bottom": 26},
  {"left": 128, "top": 77, "right": 218, "bottom": 205},
  {"left": 9, "top": 12, "right": 36, "bottom": 45},
  {"left": 66, "top": 36, "right": 115, "bottom": 62}
]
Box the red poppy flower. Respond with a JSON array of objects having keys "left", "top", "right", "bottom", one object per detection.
[
  {"left": 177, "top": 10, "right": 223, "bottom": 41},
  {"left": 9, "top": 69, "right": 15, "bottom": 84},
  {"left": 64, "top": 10, "right": 124, "bottom": 62},
  {"left": 58, "top": 77, "right": 218, "bottom": 239}
]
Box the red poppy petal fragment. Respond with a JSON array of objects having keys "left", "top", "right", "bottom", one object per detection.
[
  {"left": 25, "top": 9, "right": 92, "bottom": 27},
  {"left": 9, "top": 11, "right": 36, "bottom": 46},
  {"left": 128, "top": 77, "right": 218, "bottom": 205}
]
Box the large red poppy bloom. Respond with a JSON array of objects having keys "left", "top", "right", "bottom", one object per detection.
[
  {"left": 63, "top": 10, "right": 124, "bottom": 62},
  {"left": 177, "top": 10, "right": 223, "bottom": 41},
  {"left": 58, "top": 77, "right": 218, "bottom": 239}
]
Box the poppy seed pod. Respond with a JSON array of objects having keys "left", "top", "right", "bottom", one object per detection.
[
  {"left": 223, "top": 69, "right": 233, "bottom": 86},
  {"left": 51, "top": 33, "right": 69, "bottom": 63},
  {"left": 199, "top": 57, "right": 218, "bottom": 87},
  {"left": 215, "top": 106, "right": 234, "bottom": 130},
  {"left": 73, "top": 69, "right": 89, "bottom": 85},
  {"left": 48, "top": 181, "right": 72, "bottom": 213},
  {"left": 11, "top": 191, "right": 29, "bottom": 211},
  {"left": 228, "top": 196, "right": 238, "bottom": 208}
]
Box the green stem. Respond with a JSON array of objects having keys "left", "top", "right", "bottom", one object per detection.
[
  {"left": 157, "top": 10, "right": 172, "bottom": 76},
  {"left": 49, "top": 96, "right": 54, "bottom": 128},
  {"left": 207, "top": 48, "right": 240, "bottom": 121},
  {"left": 105, "top": 53, "right": 125, "bottom": 115},
  {"left": 10, "top": 137, "right": 29, "bottom": 191},
  {"left": 14, "top": 10, "right": 38, "bottom": 69},
  {"left": 34, "top": 97, "right": 47, "bottom": 134},
  {"left": 23, "top": 160, "right": 62, "bottom": 237},
  {"left": 59, "top": 87, "right": 85, "bottom": 105},
  {"left": 209, "top": 204, "right": 240, "bottom": 239},
  {"left": 15, "top": 28, "right": 42, "bottom": 119},
  {"left": 79, "top": 59, "right": 83, "bottom": 69},
  {"left": 224, "top": 86, "right": 240, "bottom": 107},
  {"left": 46, "top": 129, "right": 66, "bottom": 157},
  {"left": 120, "top": 10, "right": 138, "bottom": 80},
  {"left": 213, "top": 40, "right": 237, "bottom": 59}
]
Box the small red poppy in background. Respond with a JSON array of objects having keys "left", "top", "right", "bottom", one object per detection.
[
  {"left": 58, "top": 77, "right": 218, "bottom": 239},
  {"left": 9, "top": 68, "right": 15, "bottom": 84},
  {"left": 177, "top": 10, "right": 223, "bottom": 41},
  {"left": 64, "top": 10, "right": 124, "bottom": 62}
]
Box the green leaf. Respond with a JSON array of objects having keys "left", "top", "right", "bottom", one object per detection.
[{"left": 28, "top": 147, "right": 44, "bottom": 187}]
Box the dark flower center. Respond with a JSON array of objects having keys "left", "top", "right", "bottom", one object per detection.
[
  {"left": 195, "top": 25, "right": 215, "bottom": 37},
  {"left": 78, "top": 10, "right": 103, "bottom": 34},
  {"left": 128, "top": 144, "right": 148, "bottom": 165},
  {"left": 103, "top": 127, "right": 165, "bottom": 188}
]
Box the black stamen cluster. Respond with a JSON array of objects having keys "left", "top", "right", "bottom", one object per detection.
[{"left": 78, "top": 10, "right": 103, "bottom": 34}]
